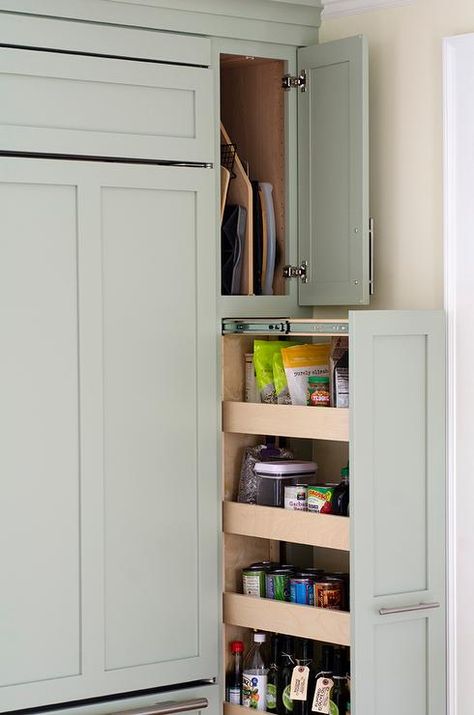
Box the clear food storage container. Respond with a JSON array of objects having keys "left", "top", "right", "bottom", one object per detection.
[{"left": 255, "top": 461, "right": 318, "bottom": 508}]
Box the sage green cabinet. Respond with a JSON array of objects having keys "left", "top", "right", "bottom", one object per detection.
[
  {"left": 299, "top": 36, "right": 370, "bottom": 306},
  {"left": 0, "top": 45, "right": 213, "bottom": 163},
  {"left": 216, "top": 34, "right": 370, "bottom": 317},
  {"left": 350, "top": 310, "right": 446, "bottom": 715},
  {"left": 0, "top": 158, "right": 218, "bottom": 712}
]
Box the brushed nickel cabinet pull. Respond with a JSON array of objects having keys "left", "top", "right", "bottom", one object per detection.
[
  {"left": 379, "top": 602, "right": 440, "bottom": 616},
  {"left": 116, "top": 697, "right": 208, "bottom": 715}
]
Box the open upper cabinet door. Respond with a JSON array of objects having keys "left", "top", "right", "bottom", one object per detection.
[{"left": 297, "top": 35, "right": 369, "bottom": 306}]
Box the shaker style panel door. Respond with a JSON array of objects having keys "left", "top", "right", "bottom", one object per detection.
[
  {"left": 0, "top": 159, "right": 218, "bottom": 713},
  {"left": 350, "top": 310, "right": 446, "bottom": 715},
  {"left": 298, "top": 36, "right": 369, "bottom": 306},
  {"left": 0, "top": 46, "right": 213, "bottom": 163},
  {"left": 99, "top": 165, "right": 219, "bottom": 687},
  {"left": 0, "top": 165, "right": 81, "bottom": 695}
]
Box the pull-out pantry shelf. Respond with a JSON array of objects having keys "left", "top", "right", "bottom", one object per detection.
[
  {"left": 222, "top": 402, "right": 349, "bottom": 441},
  {"left": 223, "top": 501, "right": 350, "bottom": 551},
  {"left": 223, "top": 593, "right": 350, "bottom": 647},
  {"left": 224, "top": 705, "right": 251, "bottom": 715}
]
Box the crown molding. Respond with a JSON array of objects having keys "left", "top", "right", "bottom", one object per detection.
[
  {"left": 322, "top": 0, "right": 414, "bottom": 18},
  {"left": 0, "top": 0, "right": 322, "bottom": 45}
]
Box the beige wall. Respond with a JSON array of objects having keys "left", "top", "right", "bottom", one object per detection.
[{"left": 319, "top": 0, "right": 474, "bottom": 309}]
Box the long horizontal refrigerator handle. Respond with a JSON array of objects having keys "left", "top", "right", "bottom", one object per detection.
[
  {"left": 115, "top": 697, "right": 208, "bottom": 715},
  {"left": 379, "top": 602, "right": 440, "bottom": 616}
]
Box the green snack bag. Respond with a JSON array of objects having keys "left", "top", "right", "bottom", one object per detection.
[
  {"left": 254, "top": 340, "right": 304, "bottom": 404},
  {"left": 253, "top": 340, "right": 282, "bottom": 403},
  {"left": 273, "top": 351, "right": 291, "bottom": 404}
]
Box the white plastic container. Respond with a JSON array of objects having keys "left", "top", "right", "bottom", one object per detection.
[{"left": 254, "top": 461, "right": 317, "bottom": 508}]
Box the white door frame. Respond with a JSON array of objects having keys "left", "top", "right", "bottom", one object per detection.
[{"left": 443, "top": 32, "right": 474, "bottom": 715}]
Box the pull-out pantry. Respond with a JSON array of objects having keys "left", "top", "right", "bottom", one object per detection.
[{"left": 220, "top": 313, "right": 446, "bottom": 715}]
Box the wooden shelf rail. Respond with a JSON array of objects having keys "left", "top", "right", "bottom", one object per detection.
[
  {"left": 223, "top": 501, "right": 350, "bottom": 551},
  {"left": 223, "top": 593, "right": 350, "bottom": 646},
  {"left": 222, "top": 402, "right": 349, "bottom": 441}
]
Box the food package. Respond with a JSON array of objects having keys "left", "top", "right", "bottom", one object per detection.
[
  {"left": 253, "top": 340, "right": 302, "bottom": 404},
  {"left": 330, "top": 337, "right": 349, "bottom": 408},
  {"left": 237, "top": 444, "right": 294, "bottom": 504},
  {"left": 273, "top": 351, "right": 291, "bottom": 404},
  {"left": 307, "top": 485, "right": 335, "bottom": 513},
  {"left": 281, "top": 343, "right": 331, "bottom": 406}
]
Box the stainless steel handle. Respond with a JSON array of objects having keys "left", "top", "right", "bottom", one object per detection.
[
  {"left": 369, "top": 216, "right": 375, "bottom": 295},
  {"left": 116, "top": 697, "right": 208, "bottom": 715},
  {"left": 379, "top": 602, "right": 440, "bottom": 616}
]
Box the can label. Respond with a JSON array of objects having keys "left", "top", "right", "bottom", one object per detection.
[
  {"left": 284, "top": 485, "right": 307, "bottom": 511},
  {"left": 243, "top": 672, "right": 267, "bottom": 710},
  {"left": 265, "top": 572, "right": 290, "bottom": 601},
  {"left": 266, "top": 683, "right": 277, "bottom": 710},
  {"left": 228, "top": 687, "right": 241, "bottom": 705},
  {"left": 282, "top": 684, "right": 294, "bottom": 712},
  {"left": 314, "top": 581, "right": 343, "bottom": 610},
  {"left": 243, "top": 569, "right": 265, "bottom": 597},
  {"left": 290, "top": 578, "right": 314, "bottom": 605}
]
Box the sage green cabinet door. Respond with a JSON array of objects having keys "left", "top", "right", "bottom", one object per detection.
[
  {"left": 298, "top": 36, "right": 369, "bottom": 306},
  {"left": 0, "top": 165, "right": 81, "bottom": 696},
  {"left": 0, "top": 46, "right": 213, "bottom": 162},
  {"left": 0, "top": 159, "right": 218, "bottom": 712},
  {"left": 350, "top": 310, "right": 446, "bottom": 715}
]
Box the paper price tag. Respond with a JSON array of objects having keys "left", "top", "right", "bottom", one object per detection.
[
  {"left": 312, "top": 676, "right": 333, "bottom": 714},
  {"left": 290, "top": 665, "right": 310, "bottom": 701}
]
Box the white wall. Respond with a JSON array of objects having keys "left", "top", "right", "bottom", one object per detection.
[
  {"left": 320, "top": 0, "right": 474, "bottom": 310},
  {"left": 321, "top": 5, "right": 474, "bottom": 713}
]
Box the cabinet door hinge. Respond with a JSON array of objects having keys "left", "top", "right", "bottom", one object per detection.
[
  {"left": 282, "top": 70, "right": 307, "bottom": 92},
  {"left": 283, "top": 260, "right": 308, "bottom": 283}
]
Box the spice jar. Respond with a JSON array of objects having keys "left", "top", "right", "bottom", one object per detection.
[{"left": 307, "top": 376, "right": 330, "bottom": 406}]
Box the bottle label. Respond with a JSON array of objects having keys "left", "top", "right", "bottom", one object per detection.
[
  {"left": 228, "top": 687, "right": 241, "bottom": 705},
  {"left": 266, "top": 683, "right": 277, "bottom": 710},
  {"left": 311, "top": 676, "right": 334, "bottom": 714},
  {"left": 242, "top": 673, "right": 268, "bottom": 710},
  {"left": 290, "top": 665, "right": 310, "bottom": 701},
  {"left": 283, "top": 684, "right": 294, "bottom": 712}
]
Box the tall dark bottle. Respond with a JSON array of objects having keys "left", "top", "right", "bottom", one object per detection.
[
  {"left": 266, "top": 633, "right": 280, "bottom": 713},
  {"left": 329, "top": 648, "right": 350, "bottom": 715},
  {"left": 292, "top": 638, "right": 314, "bottom": 715},
  {"left": 312, "top": 645, "right": 334, "bottom": 715},
  {"left": 277, "top": 635, "right": 295, "bottom": 715},
  {"left": 332, "top": 464, "right": 349, "bottom": 516},
  {"left": 226, "top": 640, "right": 244, "bottom": 705}
]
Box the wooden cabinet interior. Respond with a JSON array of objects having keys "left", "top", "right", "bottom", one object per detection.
[
  {"left": 220, "top": 54, "right": 286, "bottom": 297},
  {"left": 221, "top": 332, "right": 351, "bottom": 674}
]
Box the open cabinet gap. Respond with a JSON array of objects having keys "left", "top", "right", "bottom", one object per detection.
[{"left": 220, "top": 54, "right": 286, "bottom": 297}]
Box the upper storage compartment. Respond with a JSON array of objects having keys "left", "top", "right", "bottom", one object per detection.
[
  {"left": 0, "top": 18, "right": 213, "bottom": 163},
  {"left": 218, "top": 35, "right": 370, "bottom": 313},
  {"left": 220, "top": 54, "right": 287, "bottom": 299}
]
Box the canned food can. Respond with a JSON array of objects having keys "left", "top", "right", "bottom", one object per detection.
[
  {"left": 242, "top": 566, "right": 266, "bottom": 597},
  {"left": 325, "top": 572, "right": 350, "bottom": 610},
  {"left": 314, "top": 578, "right": 344, "bottom": 610},
  {"left": 299, "top": 568, "right": 325, "bottom": 580},
  {"left": 290, "top": 577, "right": 314, "bottom": 605},
  {"left": 284, "top": 485, "right": 308, "bottom": 511},
  {"left": 251, "top": 561, "right": 280, "bottom": 572},
  {"left": 265, "top": 569, "right": 291, "bottom": 601}
]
